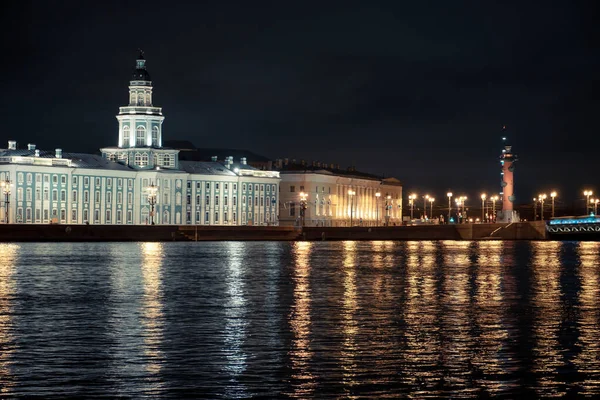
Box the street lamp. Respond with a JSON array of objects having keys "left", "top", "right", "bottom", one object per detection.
[
  {"left": 385, "top": 194, "right": 392, "bottom": 226},
  {"left": 429, "top": 197, "right": 435, "bottom": 220},
  {"left": 147, "top": 182, "right": 158, "bottom": 225},
  {"left": 550, "top": 191, "right": 557, "bottom": 218},
  {"left": 481, "top": 193, "right": 486, "bottom": 222},
  {"left": 375, "top": 192, "right": 381, "bottom": 226},
  {"left": 423, "top": 194, "right": 430, "bottom": 219},
  {"left": 348, "top": 189, "right": 355, "bottom": 226},
  {"left": 490, "top": 195, "right": 498, "bottom": 223},
  {"left": 533, "top": 198, "right": 538, "bottom": 221},
  {"left": 1, "top": 178, "right": 11, "bottom": 224},
  {"left": 447, "top": 192, "right": 452, "bottom": 224},
  {"left": 456, "top": 196, "right": 467, "bottom": 223},
  {"left": 594, "top": 199, "right": 599, "bottom": 215},
  {"left": 300, "top": 191, "right": 308, "bottom": 227},
  {"left": 584, "top": 190, "right": 593, "bottom": 214},
  {"left": 409, "top": 193, "right": 416, "bottom": 220},
  {"left": 538, "top": 194, "right": 547, "bottom": 221}
]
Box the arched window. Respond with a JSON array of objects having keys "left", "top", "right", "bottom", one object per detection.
[
  {"left": 141, "top": 153, "right": 149, "bottom": 167},
  {"left": 122, "top": 126, "right": 130, "bottom": 147},
  {"left": 137, "top": 92, "right": 144, "bottom": 106},
  {"left": 135, "top": 153, "right": 142, "bottom": 165},
  {"left": 152, "top": 126, "right": 159, "bottom": 146},
  {"left": 130, "top": 93, "right": 136, "bottom": 105},
  {"left": 136, "top": 126, "right": 146, "bottom": 146}
]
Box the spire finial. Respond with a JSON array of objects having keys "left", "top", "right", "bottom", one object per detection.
[{"left": 138, "top": 48, "right": 145, "bottom": 60}]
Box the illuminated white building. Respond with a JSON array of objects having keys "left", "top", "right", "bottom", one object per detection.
[
  {"left": 276, "top": 161, "right": 402, "bottom": 227},
  {"left": 0, "top": 52, "right": 280, "bottom": 226}
]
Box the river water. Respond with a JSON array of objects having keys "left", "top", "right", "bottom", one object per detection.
[{"left": 0, "top": 240, "right": 599, "bottom": 398}]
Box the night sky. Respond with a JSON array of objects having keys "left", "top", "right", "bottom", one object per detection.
[{"left": 2, "top": 1, "right": 598, "bottom": 204}]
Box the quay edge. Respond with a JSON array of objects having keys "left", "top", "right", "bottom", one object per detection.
[{"left": 0, "top": 221, "right": 548, "bottom": 242}]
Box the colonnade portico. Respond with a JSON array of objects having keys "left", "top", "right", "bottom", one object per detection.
[{"left": 277, "top": 168, "right": 402, "bottom": 227}]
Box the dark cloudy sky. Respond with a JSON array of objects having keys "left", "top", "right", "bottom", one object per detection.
[{"left": 1, "top": 1, "right": 598, "bottom": 203}]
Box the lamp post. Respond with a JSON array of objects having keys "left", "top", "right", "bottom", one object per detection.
[
  {"left": 456, "top": 196, "right": 467, "bottom": 223},
  {"left": 147, "top": 182, "right": 158, "bottom": 225},
  {"left": 481, "top": 193, "right": 486, "bottom": 222},
  {"left": 429, "top": 197, "right": 435, "bottom": 220},
  {"left": 538, "top": 194, "right": 547, "bottom": 221},
  {"left": 447, "top": 192, "right": 452, "bottom": 224},
  {"left": 423, "top": 194, "right": 430, "bottom": 219},
  {"left": 584, "top": 190, "right": 593, "bottom": 214},
  {"left": 594, "top": 199, "right": 599, "bottom": 215},
  {"left": 300, "top": 191, "right": 308, "bottom": 227},
  {"left": 533, "top": 198, "right": 538, "bottom": 221},
  {"left": 1, "top": 178, "right": 11, "bottom": 224},
  {"left": 375, "top": 191, "right": 381, "bottom": 226},
  {"left": 550, "top": 191, "right": 557, "bottom": 218},
  {"left": 348, "top": 189, "right": 355, "bottom": 226},
  {"left": 491, "top": 195, "right": 498, "bottom": 223},
  {"left": 385, "top": 194, "right": 392, "bottom": 226},
  {"left": 409, "top": 194, "right": 416, "bottom": 220}
]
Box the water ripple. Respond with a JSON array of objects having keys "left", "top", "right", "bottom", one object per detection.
[{"left": 0, "top": 241, "right": 598, "bottom": 398}]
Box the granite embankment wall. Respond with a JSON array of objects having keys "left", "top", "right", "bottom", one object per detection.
[
  {"left": 302, "top": 221, "right": 547, "bottom": 241},
  {"left": 0, "top": 224, "right": 302, "bottom": 242},
  {"left": 0, "top": 222, "right": 547, "bottom": 242}
]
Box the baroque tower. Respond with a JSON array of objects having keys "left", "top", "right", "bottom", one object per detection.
[{"left": 101, "top": 51, "right": 178, "bottom": 169}]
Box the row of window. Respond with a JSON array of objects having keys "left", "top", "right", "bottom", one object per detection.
[
  {"left": 122, "top": 125, "right": 159, "bottom": 147},
  {"left": 16, "top": 188, "right": 136, "bottom": 206},
  {"left": 185, "top": 194, "right": 277, "bottom": 207},
  {"left": 19, "top": 173, "right": 66, "bottom": 185},
  {"left": 15, "top": 207, "right": 134, "bottom": 224},
  {"left": 17, "top": 173, "right": 137, "bottom": 190},
  {"left": 129, "top": 91, "right": 151, "bottom": 106},
  {"left": 17, "top": 186, "right": 279, "bottom": 208},
  {"left": 18, "top": 174, "right": 278, "bottom": 196},
  {"left": 186, "top": 182, "right": 277, "bottom": 193}
]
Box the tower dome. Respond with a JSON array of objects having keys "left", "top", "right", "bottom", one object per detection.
[{"left": 131, "top": 50, "right": 151, "bottom": 82}]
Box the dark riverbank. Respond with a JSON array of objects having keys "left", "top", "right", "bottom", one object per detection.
[
  {"left": 0, "top": 224, "right": 301, "bottom": 242},
  {"left": 0, "top": 222, "right": 548, "bottom": 242},
  {"left": 302, "top": 221, "right": 547, "bottom": 241}
]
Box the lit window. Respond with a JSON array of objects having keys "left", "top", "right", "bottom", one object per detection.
[
  {"left": 136, "top": 126, "right": 146, "bottom": 146},
  {"left": 152, "top": 127, "right": 159, "bottom": 146},
  {"left": 122, "top": 126, "right": 130, "bottom": 147}
]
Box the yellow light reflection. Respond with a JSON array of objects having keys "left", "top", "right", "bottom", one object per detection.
[
  {"left": 472, "top": 240, "right": 513, "bottom": 395},
  {"left": 0, "top": 244, "right": 18, "bottom": 395},
  {"left": 341, "top": 241, "right": 358, "bottom": 388},
  {"left": 402, "top": 241, "right": 442, "bottom": 389},
  {"left": 140, "top": 242, "right": 165, "bottom": 376},
  {"left": 223, "top": 241, "right": 249, "bottom": 397},
  {"left": 289, "top": 241, "right": 315, "bottom": 396},
  {"left": 438, "top": 240, "right": 472, "bottom": 389},
  {"left": 531, "top": 241, "right": 564, "bottom": 397},
  {"left": 573, "top": 242, "right": 600, "bottom": 395}
]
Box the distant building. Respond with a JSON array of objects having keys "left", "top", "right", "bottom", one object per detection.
[
  {"left": 0, "top": 52, "right": 280, "bottom": 226},
  {"left": 164, "top": 140, "right": 273, "bottom": 171},
  {"left": 274, "top": 159, "right": 402, "bottom": 227}
]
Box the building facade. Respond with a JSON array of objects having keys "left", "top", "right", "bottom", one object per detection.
[
  {"left": 276, "top": 163, "right": 402, "bottom": 227},
  {"left": 0, "top": 53, "right": 280, "bottom": 226}
]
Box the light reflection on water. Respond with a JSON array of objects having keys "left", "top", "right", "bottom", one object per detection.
[
  {"left": 288, "top": 241, "right": 314, "bottom": 397},
  {"left": 0, "top": 240, "right": 599, "bottom": 398},
  {"left": 0, "top": 244, "right": 18, "bottom": 395}
]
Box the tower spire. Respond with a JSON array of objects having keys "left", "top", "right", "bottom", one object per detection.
[{"left": 132, "top": 50, "right": 151, "bottom": 83}]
